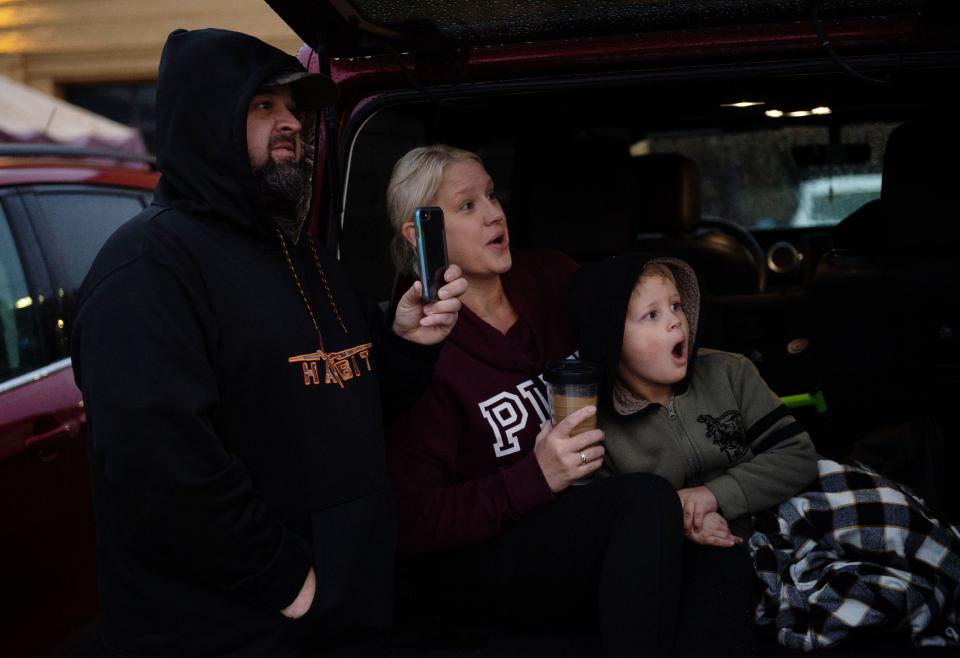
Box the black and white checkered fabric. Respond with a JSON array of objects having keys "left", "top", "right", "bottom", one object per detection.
[{"left": 749, "top": 459, "right": 960, "bottom": 651}]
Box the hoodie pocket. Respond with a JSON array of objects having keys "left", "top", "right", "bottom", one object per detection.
[{"left": 303, "top": 486, "right": 397, "bottom": 639}]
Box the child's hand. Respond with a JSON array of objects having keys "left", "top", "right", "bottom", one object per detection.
[
  {"left": 677, "top": 486, "right": 718, "bottom": 535},
  {"left": 685, "top": 512, "right": 743, "bottom": 547}
]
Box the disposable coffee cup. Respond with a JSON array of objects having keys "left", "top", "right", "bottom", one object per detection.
[{"left": 543, "top": 360, "right": 601, "bottom": 436}]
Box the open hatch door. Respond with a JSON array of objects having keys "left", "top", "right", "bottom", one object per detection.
[{"left": 266, "top": 0, "right": 946, "bottom": 57}]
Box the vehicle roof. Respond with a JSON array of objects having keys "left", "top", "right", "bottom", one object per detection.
[{"left": 0, "top": 145, "right": 158, "bottom": 190}]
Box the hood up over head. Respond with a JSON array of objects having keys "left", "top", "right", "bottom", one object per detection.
[
  {"left": 153, "top": 28, "right": 337, "bottom": 238},
  {"left": 574, "top": 253, "right": 701, "bottom": 415}
]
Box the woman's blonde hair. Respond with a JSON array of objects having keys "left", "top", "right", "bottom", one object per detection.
[{"left": 387, "top": 144, "right": 482, "bottom": 275}]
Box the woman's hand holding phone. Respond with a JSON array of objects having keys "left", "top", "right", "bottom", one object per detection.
[
  {"left": 413, "top": 206, "right": 449, "bottom": 302},
  {"left": 392, "top": 264, "right": 468, "bottom": 345}
]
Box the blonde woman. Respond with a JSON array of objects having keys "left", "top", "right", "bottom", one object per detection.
[{"left": 385, "top": 144, "right": 687, "bottom": 657}]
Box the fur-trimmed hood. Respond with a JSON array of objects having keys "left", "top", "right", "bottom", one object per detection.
[{"left": 574, "top": 253, "right": 701, "bottom": 416}]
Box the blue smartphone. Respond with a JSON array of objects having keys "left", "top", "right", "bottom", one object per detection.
[{"left": 414, "top": 206, "right": 449, "bottom": 303}]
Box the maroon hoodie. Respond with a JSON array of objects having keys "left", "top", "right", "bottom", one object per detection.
[{"left": 386, "top": 249, "right": 578, "bottom": 553}]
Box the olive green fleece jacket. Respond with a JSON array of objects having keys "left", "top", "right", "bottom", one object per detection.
[
  {"left": 576, "top": 254, "right": 818, "bottom": 536},
  {"left": 599, "top": 348, "right": 818, "bottom": 534}
]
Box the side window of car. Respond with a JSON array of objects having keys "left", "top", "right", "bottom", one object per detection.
[
  {"left": 29, "top": 190, "right": 145, "bottom": 295},
  {"left": 0, "top": 204, "right": 44, "bottom": 382}
]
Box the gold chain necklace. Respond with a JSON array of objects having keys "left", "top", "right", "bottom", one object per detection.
[{"left": 275, "top": 228, "right": 348, "bottom": 350}]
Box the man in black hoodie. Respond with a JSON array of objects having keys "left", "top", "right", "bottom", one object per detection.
[{"left": 72, "top": 28, "right": 465, "bottom": 657}]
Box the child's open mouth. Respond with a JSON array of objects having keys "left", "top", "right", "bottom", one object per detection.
[{"left": 671, "top": 338, "right": 688, "bottom": 364}]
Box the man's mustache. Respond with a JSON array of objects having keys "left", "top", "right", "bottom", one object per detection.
[{"left": 270, "top": 135, "right": 298, "bottom": 151}]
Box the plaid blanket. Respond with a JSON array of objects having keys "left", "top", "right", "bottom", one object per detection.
[{"left": 749, "top": 459, "right": 960, "bottom": 651}]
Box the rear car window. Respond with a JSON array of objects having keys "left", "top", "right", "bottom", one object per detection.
[
  {"left": 30, "top": 191, "right": 144, "bottom": 293},
  {"left": 640, "top": 121, "right": 892, "bottom": 230}
]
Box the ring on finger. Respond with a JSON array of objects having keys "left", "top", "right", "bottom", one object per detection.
[{"left": 579, "top": 450, "right": 588, "bottom": 465}]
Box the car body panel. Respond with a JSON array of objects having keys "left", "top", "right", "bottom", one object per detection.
[
  {"left": 0, "top": 362, "right": 94, "bottom": 658},
  {"left": 0, "top": 148, "right": 156, "bottom": 658},
  {"left": 0, "top": 161, "right": 157, "bottom": 188}
]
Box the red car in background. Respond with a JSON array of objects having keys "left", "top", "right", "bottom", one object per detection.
[{"left": 0, "top": 144, "right": 157, "bottom": 658}]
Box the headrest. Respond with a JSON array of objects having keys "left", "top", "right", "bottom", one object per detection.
[
  {"left": 631, "top": 153, "right": 701, "bottom": 235},
  {"left": 881, "top": 118, "right": 959, "bottom": 255},
  {"left": 881, "top": 120, "right": 943, "bottom": 208}
]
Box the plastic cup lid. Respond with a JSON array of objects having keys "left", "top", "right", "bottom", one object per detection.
[{"left": 543, "top": 360, "right": 601, "bottom": 385}]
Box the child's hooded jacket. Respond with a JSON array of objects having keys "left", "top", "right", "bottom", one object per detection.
[{"left": 575, "top": 254, "right": 817, "bottom": 532}]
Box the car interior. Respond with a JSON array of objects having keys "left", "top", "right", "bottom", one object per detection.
[
  {"left": 321, "top": 49, "right": 960, "bottom": 653},
  {"left": 260, "top": 1, "right": 960, "bottom": 650},
  {"left": 334, "top": 58, "right": 958, "bottom": 529}
]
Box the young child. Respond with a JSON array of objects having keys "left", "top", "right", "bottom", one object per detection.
[{"left": 574, "top": 254, "right": 819, "bottom": 545}]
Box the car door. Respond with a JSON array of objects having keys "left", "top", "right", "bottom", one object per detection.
[{"left": 0, "top": 186, "right": 147, "bottom": 658}]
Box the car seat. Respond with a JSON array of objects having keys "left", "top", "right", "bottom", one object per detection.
[
  {"left": 879, "top": 119, "right": 959, "bottom": 391},
  {"left": 808, "top": 218, "right": 890, "bottom": 454},
  {"left": 812, "top": 118, "right": 959, "bottom": 418},
  {"left": 810, "top": 118, "right": 959, "bottom": 517},
  {"left": 630, "top": 153, "right": 765, "bottom": 294}
]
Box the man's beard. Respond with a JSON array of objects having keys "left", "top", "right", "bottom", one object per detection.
[{"left": 253, "top": 152, "right": 310, "bottom": 240}]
